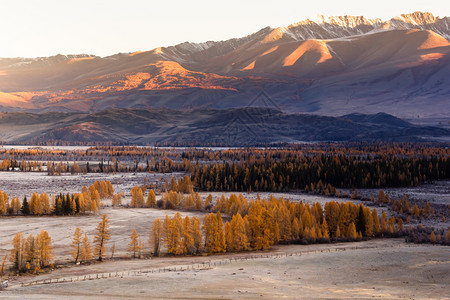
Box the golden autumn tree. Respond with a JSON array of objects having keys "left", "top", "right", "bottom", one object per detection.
[
  {"left": 128, "top": 230, "right": 141, "bottom": 258},
  {"left": 0, "top": 254, "right": 7, "bottom": 276},
  {"left": 183, "top": 216, "right": 195, "bottom": 254},
  {"left": 276, "top": 205, "right": 292, "bottom": 241},
  {"left": 167, "top": 214, "right": 184, "bottom": 255},
  {"left": 162, "top": 215, "right": 171, "bottom": 244},
  {"left": 131, "top": 186, "right": 144, "bottom": 208},
  {"left": 335, "top": 225, "right": 341, "bottom": 238},
  {"left": 10, "top": 232, "right": 25, "bottom": 272},
  {"left": 35, "top": 230, "right": 53, "bottom": 268},
  {"left": 247, "top": 202, "right": 273, "bottom": 250},
  {"left": 10, "top": 196, "right": 21, "bottom": 215},
  {"left": 191, "top": 216, "right": 203, "bottom": 253},
  {"left": 291, "top": 217, "right": 300, "bottom": 239},
  {"left": 363, "top": 207, "right": 374, "bottom": 237},
  {"left": 208, "top": 212, "right": 226, "bottom": 253},
  {"left": 430, "top": 231, "right": 436, "bottom": 243},
  {"left": 150, "top": 218, "right": 163, "bottom": 256},
  {"left": 321, "top": 218, "right": 330, "bottom": 239},
  {"left": 23, "top": 234, "right": 36, "bottom": 272},
  {"left": 112, "top": 193, "right": 123, "bottom": 207},
  {"left": 168, "top": 176, "right": 178, "bottom": 192},
  {"left": 70, "top": 227, "right": 83, "bottom": 264},
  {"left": 146, "top": 190, "right": 156, "bottom": 208},
  {"left": 228, "top": 213, "right": 249, "bottom": 252},
  {"left": 324, "top": 202, "right": 340, "bottom": 237},
  {"left": 381, "top": 211, "right": 388, "bottom": 234},
  {"left": 93, "top": 214, "right": 110, "bottom": 261},
  {"left": 0, "top": 192, "right": 7, "bottom": 215},
  {"left": 29, "top": 192, "right": 40, "bottom": 215},
  {"left": 225, "top": 221, "right": 233, "bottom": 252},
  {"left": 91, "top": 190, "right": 101, "bottom": 207},
  {"left": 41, "top": 193, "right": 51, "bottom": 215},
  {"left": 193, "top": 192, "right": 203, "bottom": 210},
  {"left": 372, "top": 209, "right": 380, "bottom": 236},
  {"left": 91, "top": 198, "right": 98, "bottom": 214},
  {"left": 202, "top": 213, "right": 214, "bottom": 251},
  {"left": 81, "top": 233, "right": 93, "bottom": 262},
  {"left": 204, "top": 194, "right": 213, "bottom": 210},
  {"left": 348, "top": 222, "right": 358, "bottom": 240}
]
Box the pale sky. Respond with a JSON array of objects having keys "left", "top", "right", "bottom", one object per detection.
[{"left": 0, "top": 0, "right": 448, "bottom": 58}]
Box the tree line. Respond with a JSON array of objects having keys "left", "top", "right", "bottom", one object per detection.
[
  {"left": 0, "top": 180, "right": 114, "bottom": 216},
  {"left": 190, "top": 154, "right": 450, "bottom": 192}
]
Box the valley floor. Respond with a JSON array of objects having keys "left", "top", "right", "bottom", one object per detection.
[{"left": 3, "top": 239, "right": 449, "bottom": 299}]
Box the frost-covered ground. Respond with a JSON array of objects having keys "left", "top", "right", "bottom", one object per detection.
[
  {"left": 3, "top": 240, "right": 449, "bottom": 299},
  {"left": 0, "top": 172, "right": 185, "bottom": 199},
  {"left": 0, "top": 207, "right": 205, "bottom": 263},
  {"left": 199, "top": 191, "right": 364, "bottom": 206},
  {"left": 341, "top": 180, "right": 450, "bottom": 206},
  {"left": 0, "top": 172, "right": 448, "bottom": 299}
]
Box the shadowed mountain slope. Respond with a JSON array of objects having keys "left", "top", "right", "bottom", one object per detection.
[{"left": 0, "top": 109, "right": 447, "bottom": 145}]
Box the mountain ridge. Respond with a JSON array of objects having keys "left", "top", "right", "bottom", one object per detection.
[
  {"left": 0, "top": 108, "right": 447, "bottom": 145},
  {"left": 0, "top": 11, "right": 449, "bottom": 123}
]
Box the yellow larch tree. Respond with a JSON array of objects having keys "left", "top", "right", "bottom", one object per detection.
[
  {"left": 183, "top": 216, "right": 195, "bottom": 254},
  {"left": 202, "top": 213, "right": 214, "bottom": 250},
  {"left": 430, "top": 231, "right": 436, "bottom": 243},
  {"left": 191, "top": 216, "right": 203, "bottom": 253},
  {"left": 150, "top": 218, "right": 163, "bottom": 256},
  {"left": 321, "top": 218, "right": 330, "bottom": 239},
  {"left": 228, "top": 213, "right": 249, "bottom": 252},
  {"left": 81, "top": 233, "right": 93, "bottom": 262},
  {"left": 372, "top": 209, "right": 380, "bottom": 236},
  {"left": 128, "top": 230, "right": 141, "bottom": 258},
  {"left": 204, "top": 194, "right": 212, "bottom": 210},
  {"left": 0, "top": 192, "right": 7, "bottom": 215},
  {"left": 24, "top": 234, "right": 37, "bottom": 271},
  {"left": 131, "top": 186, "right": 144, "bottom": 208},
  {"left": 10, "top": 232, "right": 25, "bottom": 272},
  {"left": 348, "top": 222, "right": 358, "bottom": 239},
  {"left": 146, "top": 189, "right": 156, "bottom": 208},
  {"left": 41, "top": 193, "right": 51, "bottom": 215},
  {"left": 93, "top": 214, "right": 110, "bottom": 261},
  {"left": 70, "top": 227, "right": 83, "bottom": 264},
  {"left": 225, "top": 221, "right": 233, "bottom": 252},
  {"left": 35, "top": 230, "right": 53, "bottom": 268},
  {"left": 167, "top": 215, "right": 184, "bottom": 255},
  {"left": 91, "top": 198, "right": 98, "bottom": 214},
  {"left": 210, "top": 212, "right": 226, "bottom": 253}
]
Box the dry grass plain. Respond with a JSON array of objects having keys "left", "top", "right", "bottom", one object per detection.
[
  {"left": 2, "top": 240, "right": 448, "bottom": 299},
  {"left": 0, "top": 207, "right": 205, "bottom": 262},
  {"left": 0, "top": 171, "right": 448, "bottom": 299}
]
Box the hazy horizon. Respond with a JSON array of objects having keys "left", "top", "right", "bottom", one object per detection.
[{"left": 0, "top": 0, "right": 448, "bottom": 58}]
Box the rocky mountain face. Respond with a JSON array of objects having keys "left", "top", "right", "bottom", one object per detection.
[{"left": 0, "top": 12, "right": 449, "bottom": 123}]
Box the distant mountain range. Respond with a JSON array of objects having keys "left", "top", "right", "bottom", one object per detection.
[
  {"left": 0, "top": 11, "right": 449, "bottom": 144},
  {"left": 0, "top": 108, "right": 448, "bottom": 145}
]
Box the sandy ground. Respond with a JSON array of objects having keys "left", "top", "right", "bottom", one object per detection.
[{"left": 2, "top": 239, "right": 449, "bottom": 299}]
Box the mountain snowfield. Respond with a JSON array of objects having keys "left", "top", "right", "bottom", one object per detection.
[{"left": 0, "top": 11, "right": 449, "bottom": 122}]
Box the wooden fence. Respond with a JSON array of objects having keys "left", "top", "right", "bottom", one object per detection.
[{"left": 18, "top": 243, "right": 417, "bottom": 288}]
